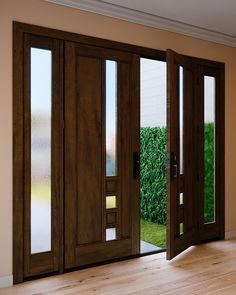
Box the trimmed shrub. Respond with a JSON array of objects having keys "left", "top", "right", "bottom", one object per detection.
[
  {"left": 204, "top": 123, "right": 215, "bottom": 223},
  {"left": 140, "top": 124, "right": 214, "bottom": 226}
]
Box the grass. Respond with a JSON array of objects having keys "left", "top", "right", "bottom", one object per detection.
[{"left": 140, "top": 218, "right": 166, "bottom": 249}]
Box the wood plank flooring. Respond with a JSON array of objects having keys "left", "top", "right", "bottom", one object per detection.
[{"left": 2, "top": 239, "right": 236, "bottom": 295}]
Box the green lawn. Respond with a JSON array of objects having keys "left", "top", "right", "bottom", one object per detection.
[{"left": 140, "top": 218, "right": 166, "bottom": 249}]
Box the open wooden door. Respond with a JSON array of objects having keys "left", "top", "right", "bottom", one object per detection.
[
  {"left": 166, "top": 49, "right": 199, "bottom": 260},
  {"left": 64, "top": 42, "right": 140, "bottom": 269}
]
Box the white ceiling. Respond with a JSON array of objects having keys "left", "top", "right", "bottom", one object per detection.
[
  {"left": 102, "top": 0, "right": 236, "bottom": 37},
  {"left": 46, "top": 0, "right": 236, "bottom": 47}
]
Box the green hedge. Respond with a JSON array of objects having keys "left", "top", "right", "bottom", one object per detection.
[
  {"left": 204, "top": 123, "right": 215, "bottom": 223},
  {"left": 140, "top": 127, "right": 167, "bottom": 225},
  {"left": 140, "top": 124, "right": 214, "bottom": 225}
]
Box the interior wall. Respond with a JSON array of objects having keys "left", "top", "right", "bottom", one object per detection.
[{"left": 1, "top": 0, "right": 236, "bottom": 278}]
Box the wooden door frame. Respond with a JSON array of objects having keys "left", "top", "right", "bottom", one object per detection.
[{"left": 13, "top": 21, "right": 225, "bottom": 284}]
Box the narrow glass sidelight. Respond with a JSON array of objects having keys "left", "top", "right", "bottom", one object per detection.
[
  {"left": 106, "top": 60, "right": 117, "bottom": 176},
  {"left": 179, "top": 66, "right": 184, "bottom": 175},
  {"left": 204, "top": 76, "right": 216, "bottom": 224},
  {"left": 30, "top": 48, "right": 52, "bottom": 254}
]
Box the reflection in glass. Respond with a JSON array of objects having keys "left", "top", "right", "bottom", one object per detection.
[
  {"left": 179, "top": 66, "right": 184, "bottom": 175},
  {"left": 106, "top": 60, "right": 117, "bottom": 176},
  {"left": 106, "top": 196, "right": 116, "bottom": 209},
  {"left": 204, "top": 76, "right": 215, "bottom": 224},
  {"left": 179, "top": 223, "right": 184, "bottom": 235},
  {"left": 30, "top": 48, "right": 52, "bottom": 254},
  {"left": 179, "top": 193, "right": 184, "bottom": 205},
  {"left": 106, "top": 228, "right": 117, "bottom": 241}
]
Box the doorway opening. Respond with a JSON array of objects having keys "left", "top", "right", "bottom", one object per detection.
[{"left": 140, "top": 58, "right": 167, "bottom": 254}]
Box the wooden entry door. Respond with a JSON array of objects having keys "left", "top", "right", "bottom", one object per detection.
[
  {"left": 166, "top": 49, "right": 225, "bottom": 260},
  {"left": 64, "top": 42, "right": 140, "bottom": 269},
  {"left": 167, "top": 49, "right": 198, "bottom": 259}
]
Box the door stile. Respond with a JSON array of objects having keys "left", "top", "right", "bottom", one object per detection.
[{"left": 167, "top": 49, "right": 179, "bottom": 260}]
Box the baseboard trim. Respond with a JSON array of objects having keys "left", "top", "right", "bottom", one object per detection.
[
  {"left": 0, "top": 275, "right": 13, "bottom": 288},
  {"left": 225, "top": 231, "right": 236, "bottom": 240}
]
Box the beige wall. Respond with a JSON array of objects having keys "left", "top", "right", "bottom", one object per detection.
[{"left": 1, "top": 0, "right": 236, "bottom": 278}]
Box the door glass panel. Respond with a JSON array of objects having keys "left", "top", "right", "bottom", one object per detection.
[
  {"left": 179, "top": 66, "right": 184, "bottom": 175},
  {"left": 106, "top": 60, "right": 117, "bottom": 176},
  {"left": 106, "top": 228, "right": 117, "bottom": 241},
  {"left": 179, "top": 193, "right": 184, "bottom": 205},
  {"left": 30, "top": 48, "right": 52, "bottom": 254},
  {"left": 179, "top": 223, "right": 184, "bottom": 235},
  {"left": 204, "top": 76, "right": 215, "bottom": 224},
  {"left": 106, "top": 196, "right": 117, "bottom": 209}
]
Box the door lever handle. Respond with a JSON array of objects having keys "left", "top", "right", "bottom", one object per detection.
[
  {"left": 170, "top": 152, "right": 178, "bottom": 180},
  {"left": 133, "top": 152, "right": 140, "bottom": 179}
]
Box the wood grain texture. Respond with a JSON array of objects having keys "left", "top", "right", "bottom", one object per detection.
[
  {"left": 64, "top": 42, "right": 139, "bottom": 269},
  {"left": 13, "top": 22, "right": 24, "bottom": 284},
  {"left": 3, "top": 239, "right": 236, "bottom": 294}
]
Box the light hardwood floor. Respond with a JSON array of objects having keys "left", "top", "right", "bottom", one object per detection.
[{"left": 2, "top": 239, "right": 236, "bottom": 295}]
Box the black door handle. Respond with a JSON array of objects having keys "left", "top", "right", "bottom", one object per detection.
[
  {"left": 170, "top": 152, "right": 178, "bottom": 180},
  {"left": 133, "top": 152, "right": 140, "bottom": 179}
]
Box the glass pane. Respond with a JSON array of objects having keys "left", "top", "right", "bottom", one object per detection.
[
  {"left": 106, "top": 60, "right": 117, "bottom": 176},
  {"left": 106, "top": 228, "right": 117, "bottom": 241},
  {"left": 106, "top": 196, "right": 116, "bottom": 209},
  {"left": 30, "top": 48, "right": 52, "bottom": 254},
  {"left": 179, "top": 223, "right": 184, "bottom": 235},
  {"left": 179, "top": 193, "right": 184, "bottom": 205},
  {"left": 179, "top": 66, "right": 184, "bottom": 175},
  {"left": 204, "top": 76, "right": 215, "bottom": 224}
]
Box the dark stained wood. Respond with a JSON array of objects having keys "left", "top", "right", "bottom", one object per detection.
[
  {"left": 75, "top": 55, "right": 103, "bottom": 246},
  {"left": 167, "top": 49, "right": 225, "bottom": 260},
  {"left": 197, "top": 65, "right": 225, "bottom": 242},
  {"left": 22, "top": 32, "right": 31, "bottom": 278},
  {"left": 218, "top": 63, "right": 225, "bottom": 240},
  {"left": 130, "top": 54, "right": 141, "bottom": 255},
  {"left": 13, "top": 22, "right": 24, "bottom": 285},
  {"left": 119, "top": 62, "right": 132, "bottom": 239},
  {"left": 167, "top": 49, "right": 198, "bottom": 259},
  {"left": 13, "top": 22, "right": 165, "bottom": 61},
  {"left": 64, "top": 42, "right": 140, "bottom": 269},
  {"left": 13, "top": 31, "right": 62, "bottom": 280},
  {"left": 183, "top": 63, "right": 198, "bottom": 238},
  {"left": 23, "top": 35, "right": 61, "bottom": 277},
  {"left": 13, "top": 22, "right": 225, "bottom": 283},
  {"left": 167, "top": 49, "right": 179, "bottom": 259},
  {"left": 58, "top": 40, "right": 65, "bottom": 275}
]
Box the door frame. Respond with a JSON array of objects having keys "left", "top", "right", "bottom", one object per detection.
[{"left": 13, "top": 21, "right": 225, "bottom": 284}]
